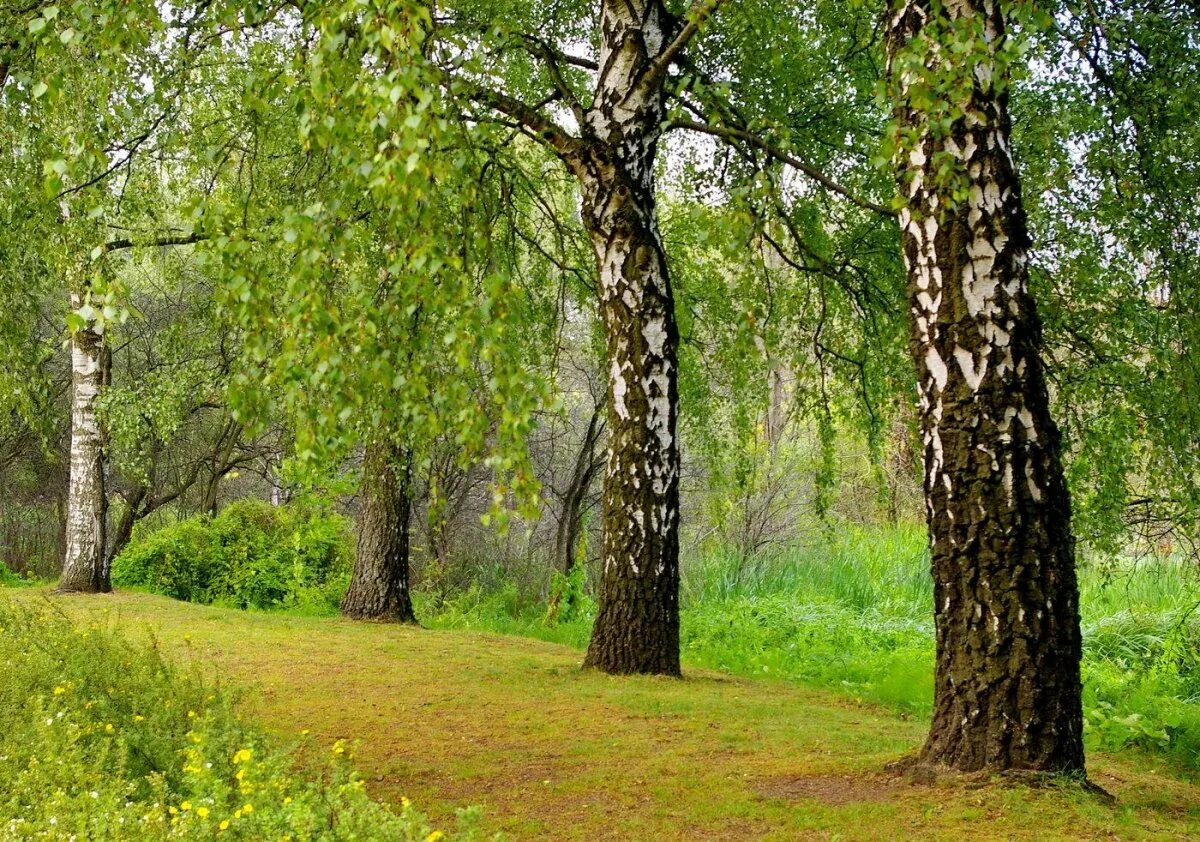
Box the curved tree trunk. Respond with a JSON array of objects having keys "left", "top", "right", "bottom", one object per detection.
[
  {"left": 107, "top": 485, "right": 146, "bottom": 569},
  {"left": 572, "top": 0, "right": 682, "bottom": 676},
  {"left": 57, "top": 296, "right": 110, "bottom": 594},
  {"left": 886, "top": 0, "right": 1085, "bottom": 773},
  {"left": 554, "top": 406, "right": 604, "bottom": 576},
  {"left": 341, "top": 438, "right": 417, "bottom": 623}
]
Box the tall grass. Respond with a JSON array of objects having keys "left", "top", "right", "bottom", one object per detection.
[{"left": 425, "top": 524, "right": 1200, "bottom": 771}]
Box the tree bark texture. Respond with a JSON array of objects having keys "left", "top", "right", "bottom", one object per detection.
[
  {"left": 57, "top": 295, "right": 110, "bottom": 593},
  {"left": 571, "top": 0, "right": 682, "bottom": 676},
  {"left": 341, "top": 438, "right": 417, "bottom": 623},
  {"left": 886, "top": 0, "right": 1085, "bottom": 772}
]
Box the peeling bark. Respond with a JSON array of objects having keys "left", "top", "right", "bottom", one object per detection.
[
  {"left": 571, "top": 0, "right": 682, "bottom": 676},
  {"left": 57, "top": 294, "right": 110, "bottom": 594},
  {"left": 341, "top": 438, "right": 417, "bottom": 623},
  {"left": 887, "top": 0, "right": 1085, "bottom": 773}
]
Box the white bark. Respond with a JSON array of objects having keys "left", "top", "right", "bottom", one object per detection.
[{"left": 58, "top": 292, "right": 108, "bottom": 593}]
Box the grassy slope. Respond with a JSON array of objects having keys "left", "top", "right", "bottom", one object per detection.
[{"left": 12, "top": 589, "right": 1200, "bottom": 841}]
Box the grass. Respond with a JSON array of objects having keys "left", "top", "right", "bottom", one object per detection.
[
  {"left": 0, "top": 598, "right": 462, "bottom": 840},
  {"left": 423, "top": 525, "right": 1200, "bottom": 770},
  {"left": 8, "top": 588, "right": 1200, "bottom": 840}
]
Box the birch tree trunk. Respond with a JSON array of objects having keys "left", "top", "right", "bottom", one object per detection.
[
  {"left": 57, "top": 294, "right": 110, "bottom": 593},
  {"left": 886, "top": 0, "right": 1085, "bottom": 772},
  {"left": 571, "top": 0, "right": 682, "bottom": 676},
  {"left": 341, "top": 438, "right": 417, "bottom": 623}
]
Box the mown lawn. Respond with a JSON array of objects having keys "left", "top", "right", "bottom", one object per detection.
[{"left": 12, "top": 588, "right": 1200, "bottom": 840}]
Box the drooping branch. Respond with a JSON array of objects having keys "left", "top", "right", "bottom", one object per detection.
[
  {"left": 669, "top": 117, "right": 896, "bottom": 217},
  {"left": 506, "top": 31, "right": 600, "bottom": 122}
]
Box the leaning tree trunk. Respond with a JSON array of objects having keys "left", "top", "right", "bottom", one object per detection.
[
  {"left": 554, "top": 406, "right": 604, "bottom": 576},
  {"left": 341, "top": 438, "right": 417, "bottom": 623},
  {"left": 57, "top": 295, "right": 110, "bottom": 593},
  {"left": 886, "top": 0, "right": 1085, "bottom": 773},
  {"left": 107, "top": 485, "right": 147, "bottom": 569}
]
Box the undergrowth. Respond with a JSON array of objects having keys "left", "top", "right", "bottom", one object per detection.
[
  {"left": 112, "top": 499, "right": 352, "bottom": 612},
  {"left": 0, "top": 598, "right": 477, "bottom": 840}
]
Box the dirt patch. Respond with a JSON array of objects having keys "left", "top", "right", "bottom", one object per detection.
[{"left": 754, "top": 773, "right": 898, "bottom": 807}]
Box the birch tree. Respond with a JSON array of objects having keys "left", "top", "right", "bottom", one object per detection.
[{"left": 885, "top": 0, "right": 1085, "bottom": 773}]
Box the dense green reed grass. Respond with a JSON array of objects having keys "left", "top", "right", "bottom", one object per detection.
[{"left": 422, "top": 524, "right": 1200, "bottom": 771}]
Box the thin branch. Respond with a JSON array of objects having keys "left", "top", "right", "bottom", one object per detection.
[
  {"left": 669, "top": 117, "right": 896, "bottom": 217},
  {"left": 444, "top": 70, "right": 580, "bottom": 162},
  {"left": 643, "top": 0, "right": 728, "bottom": 90},
  {"left": 103, "top": 233, "right": 207, "bottom": 254}
]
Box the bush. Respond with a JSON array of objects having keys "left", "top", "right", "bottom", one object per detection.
[
  {"left": 0, "top": 599, "right": 476, "bottom": 840},
  {"left": 0, "top": 561, "right": 32, "bottom": 588},
  {"left": 113, "top": 499, "right": 353, "bottom": 611}
]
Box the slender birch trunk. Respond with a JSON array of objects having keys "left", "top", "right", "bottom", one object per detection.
[
  {"left": 569, "top": 0, "right": 682, "bottom": 676},
  {"left": 886, "top": 0, "right": 1085, "bottom": 772},
  {"left": 57, "top": 293, "right": 110, "bottom": 593}
]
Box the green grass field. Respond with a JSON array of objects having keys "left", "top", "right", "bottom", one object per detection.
[{"left": 9, "top": 587, "right": 1200, "bottom": 840}]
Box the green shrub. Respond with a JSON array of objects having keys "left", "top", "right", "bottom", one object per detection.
[
  {"left": 0, "top": 561, "right": 32, "bottom": 588},
  {"left": 113, "top": 499, "right": 353, "bottom": 611},
  {"left": 0, "top": 599, "right": 476, "bottom": 840}
]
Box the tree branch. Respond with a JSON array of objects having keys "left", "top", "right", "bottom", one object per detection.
[
  {"left": 642, "top": 0, "right": 728, "bottom": 90},
  {"left": 103, "top": 233, "right": 207, "bottom": 254},
  {"left": 445, "top": 70, "right": 581, "bottom": 162},
  {"left": 669, "top": 117, "right": 896, "bottom": 217}
]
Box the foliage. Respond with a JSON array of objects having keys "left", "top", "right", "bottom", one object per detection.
[
  {"left": 0, "top": 561, "right": 30, "bottom": 588},
  {"left": 112, "top": 499, "right": 352, "bottom": 611},
  {"left": 0, "top": 599, "right": 473, "bottom": 840}
]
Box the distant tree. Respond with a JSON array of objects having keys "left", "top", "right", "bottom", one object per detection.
[{"left": 342, "top": 438, "right": 418, "bottom": 622}]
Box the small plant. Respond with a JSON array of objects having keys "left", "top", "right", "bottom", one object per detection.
[
  {"left": 545, "top": 517, "right": 593, "bottom": 626},
  {"left": 0, "top": 599, "right": 477, "bottom": 840},
  {"left": 0, "top": 561, "right": 31, "bottom": 588}
]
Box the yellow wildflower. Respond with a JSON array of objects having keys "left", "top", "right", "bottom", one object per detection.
[
  {"left": 104, "top": 724, "right": 114, "bottom": 733},
  {"left": 180, "top": 802, "right": 192, "bottom": 812},
  {"left": 233, "top": 748, "right": 252, "bottom": 764},
  {"left": 241, "top": 803, "right": 253, "bottom": 814},
  {"left": 133, "top": 714, "right": 145, "bottom": 722},
  {"left": 196, "top": 807, "right": 209, "bottom": 818},
  {"left": 331, "top": 740, "right": 346, "bottom": 756},
  {"left": 283, "top": 797, "right": 292, "bottom": 805},
  {"left": 219, "top": 821, "right": 230, "bottom": 832},
  {"left": 53, "top": 686, "right": 66, "bottom": 696},
  {"left": 425, "top": 832, "right": 445, "bottom": 842}
]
